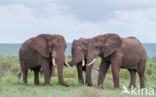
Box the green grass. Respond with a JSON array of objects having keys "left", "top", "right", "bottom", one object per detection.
[
  {"left": 0, "top": 56, "right": 156, "bottom": 97},
  {"left": 0, "top": 71, "right": 156, "bottom": 97}
]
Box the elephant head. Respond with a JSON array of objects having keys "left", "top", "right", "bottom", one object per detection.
[
  {"left": 87, "top": 33, "right": 122, "bottom": 66},
  {"left": 69, "top": 38, "right": 90, "bottom": 67},
  {"left": 31, "top": 34, "right": 70, "bottom": 67}
]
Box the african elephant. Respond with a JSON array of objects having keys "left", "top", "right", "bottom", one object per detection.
[
  {"left": 19, "top": 34, "right": 70, "bottom": 86},
  {"left": 68, "top": 38, "right": 90, "bottom": 84},
  {"left": 86, "top": 33, "right": 146, "bottom": 89}
]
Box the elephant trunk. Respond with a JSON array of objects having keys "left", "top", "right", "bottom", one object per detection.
[
  {"left": 68, "top": 60, "right": 76, "bottom": 67},
  {"left": 68, "top": 59, "right": 85, "bottom": 67}
]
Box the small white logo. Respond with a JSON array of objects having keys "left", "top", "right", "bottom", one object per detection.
[
  {"left": 121, "top": 85, "right": 155, "bottom": 95},
  {"left": 121, "top": 85, "right": 130, "bottom": 94}
]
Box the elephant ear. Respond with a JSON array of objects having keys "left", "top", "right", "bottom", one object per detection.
[
  {"left": 31, "top": 36, "right": 49, "bottom": 58},
  {"left": 103, "top": 34, "right": 122, "bottom": 58}
]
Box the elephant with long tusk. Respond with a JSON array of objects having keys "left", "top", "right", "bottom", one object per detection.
[
  {"left": 87, "top": 58, "right": 97, "bottom": 66},
  {"left": 35, "top": 59, "right": 71, "bottom": 77},
  {"left": 19, "top": 34, "right": 70, "bottom": 87},
  {"left": 86, "top": 33, "right": 147, "bottom": 89},
  {"left": 68, "top": 38, "right": 90, "bottom": 84},
  {"left": 52, "top": 51, "right": 71, "bottom": 68}
]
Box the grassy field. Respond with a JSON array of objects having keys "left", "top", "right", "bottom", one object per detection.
[
  {"left": 0, "top": 71, "right": 156, "bottom": 97},
  {"left": 0, "top": 56, "right": 156, "bottom": 97}
]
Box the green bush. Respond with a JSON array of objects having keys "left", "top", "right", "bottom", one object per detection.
[
  {"left": 63, "top": 67, "right": 77, "bottom": 78},
  {"left": 0, "top": 56, "right": 20, "bottom": 78},
  {"left": 146, "top": 68, "right": 152, "bottom": 75},
  {"left": 53, "top": 67, "right": 78, "bottom": 78},
  {"left": 93, "top": 58, "right": 101, "bottom": 69},
  {"left": 120, "top": 69, "right": 130, "bottom": 80},
  {"left": 0, "top": 55, "right": 156, "bottom": 82}
]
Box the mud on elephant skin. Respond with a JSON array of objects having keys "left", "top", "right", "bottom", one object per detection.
[
  {"left": 86, "top": 33, "right": 147, "bottom": 89},
  {"left": 68, "top": 38, "right": 90, "bottom": 84},
  {"left": 19, "top": 34, "right": 70, "bottom": 87}
]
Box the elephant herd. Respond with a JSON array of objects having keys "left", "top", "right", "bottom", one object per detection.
[{"left": 19, "top": 33, "right": 147, "bottom": 89}]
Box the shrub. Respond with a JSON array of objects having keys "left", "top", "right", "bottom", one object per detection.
[
  {"left": 93, "top": 58, "right": 101, "bottom": 69},
  {"left": 146, "top": 68, "right": 152, "bottom": 75},
  {"left": 120, "top": 69, "right": 130, "bottom": 80},
  {"left": 0, "top": 55, "right": 156, "bottom": 82},
  {"left": 53, "top": 67, "right": 78, "bottom": 78},
  {"left": 0, "top": 56, "right": 20, "bottom": 78}
]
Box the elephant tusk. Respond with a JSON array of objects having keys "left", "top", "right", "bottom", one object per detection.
[
  {"left": 82, "top": 60, "right": 85, "bottom": 66},
  {"left": 87, "top": 58, "right": 96, "bottom": 66},
  {"left": 52, "top": 58, "right": 56, "bottom": 66},
  {"left": 65, "top": 60, "right": 71, "bottom": 68}
]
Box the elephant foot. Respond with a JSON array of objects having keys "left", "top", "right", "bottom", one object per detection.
[
  {"left": 60, "top": 82, "right": 69, "bottom": 87},
  {"left": 34, "top": 83, "right": 40, "bottom": 85},
  {"left": 79, "top": 80, "right": 85, "bottom": 85},
  {"left": 114, "top": 87, "right": 120, "bottom": 90},
  {"left": 85, "top": 80, "right": 92, "bottom": 87},
  {"left": 23, "top": 80, "right": 27, "bottom": 84},
  {"left": 140, "top": 86, "right": 145, "bottom": 89},
  {"left": 129, "top": 85, "right": 136, "bottom": 89},
  {"left": 24, "top": 82, "right": 27, "bottom": 85},
  {"left": 96, "top": 85, "right": 104, "bottom": 90},
  {"left": 44, "top": 83, "right": 50, "bottom": 86},
  {"left": 86, "top": 83, "right": 92, "bottom": 87}
]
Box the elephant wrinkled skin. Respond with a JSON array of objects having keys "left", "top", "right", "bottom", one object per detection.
[
  {"left": 68, "top": 38, "right": 90, "bottom": 84},
  {"left": 86, "top": 33, "right": 147, "bottom": 89},
  {"left": 19, "top": 34, "right": 69, "bottom": 87}
]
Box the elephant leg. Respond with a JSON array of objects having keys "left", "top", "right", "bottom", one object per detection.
[
  {"left": 21, "top": 61, "right": 28, "bottom": 84},
  {"left": 41, "top": 60, "right": 51, "bottom": 86},
  {"left": 111, "top": 63, "right": 120, "bottom": 89},
  {"left": 33, "top": 67, "right": 40, "bottom": 85},
  {"left": 76, "top": 63, "right": 84, "bottom": 84},
  {"left": 97, "top": 59, "right": 110, "bottom": 89},
  {"left": 138, "top": 72, "right": 145, "bottom": 88},
  {"left": 57, "top": 60, "right": 69, "bottom": 87},
  {"left": 128, "top": 69, "right": 136, "bottom": 88},
  {"left": 23, "top": 68, "right": 28, "bottom": 84},
  {"left": 85, "top": 64, "right": 93, "bottom": 86},
  {"left": 138, "top": 61, "right": 146, "bottom": 88}
]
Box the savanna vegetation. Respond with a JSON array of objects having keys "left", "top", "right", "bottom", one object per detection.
[{"left": 0, "top": 55, "right": 156, "bottom": 97}]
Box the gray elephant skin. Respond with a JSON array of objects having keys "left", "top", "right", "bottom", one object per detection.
[
  {"left": 86, "top": 33, "right": 146, "bottom": 89},
  {"left": 19, "top": 34, "right": 69, "bottom": 87},
  {"left": 68, "top": 38, "right": 90, "bottom": 84}
]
